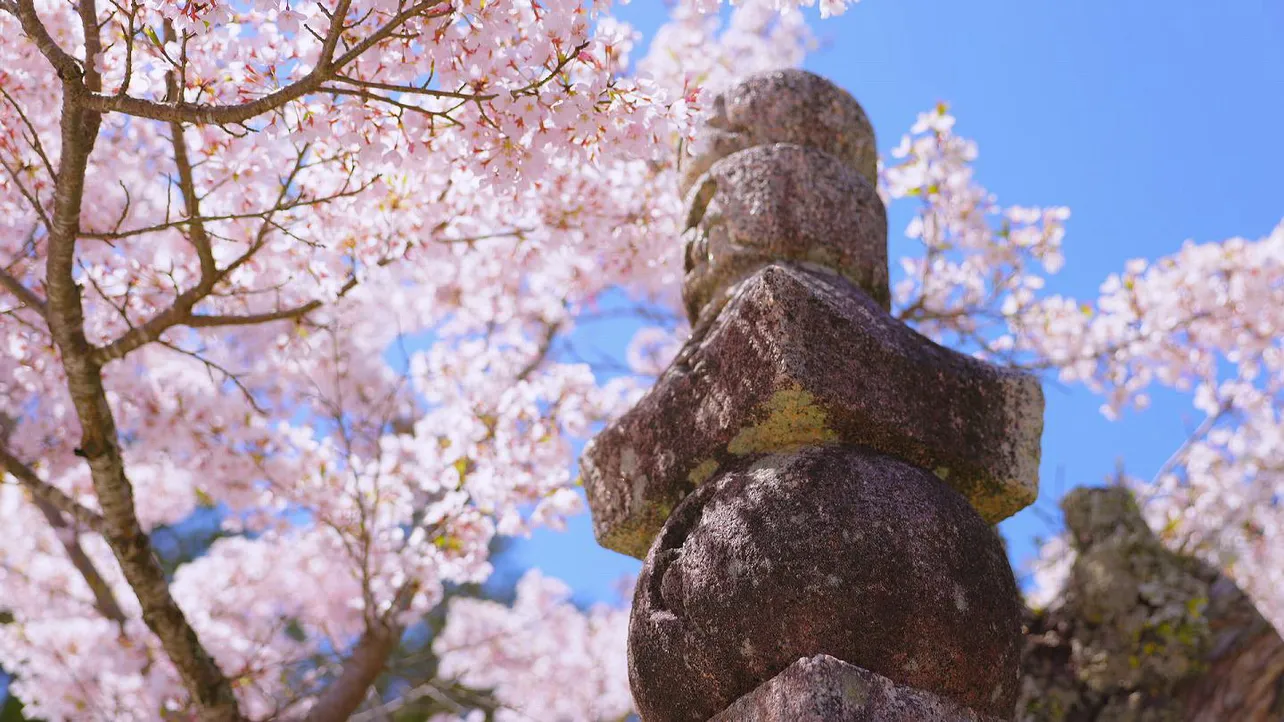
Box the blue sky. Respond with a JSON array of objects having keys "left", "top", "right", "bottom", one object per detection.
[{"left": 508, "top": 1, "right": 1284, "bottom": 604}]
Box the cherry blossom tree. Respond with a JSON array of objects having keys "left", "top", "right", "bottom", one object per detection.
[
  {"left": 0, "top": 0, "right": 863, "bottom": 718},
  {"left": 3, "top": 0, "right": 1280, "bottom": 719}
]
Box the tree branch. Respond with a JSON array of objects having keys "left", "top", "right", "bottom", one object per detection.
[
  {"left": 0, "top": 266, "right": 47, "bottom": 317},
  {"left": 79, "top": 190, "right": 355, "bottom": 241},
  {"left": 163, "top": 33, "right": 216, "bottom": 280},
  {"left": 88, "top": 147, "right": 345, "bottom": 364},
  {"left": 39, "top": 48, "right": 245, "bottom": 721},
  {"left": 185, "top": 302, "right": 323, "bottom": 328},
  {"left": 0, "top": 152, "right": 54, "bottom": 231},
  {"left": 321, "top": 86, "right": 458, "bottom": 120},
  {"left": 516, "top": 318, "right": 562, "bottom": 382},
  {"left": 157, "top": 338, "right": 267, "bottom": 414},
  {"left": 112, "top": 0, "right": 140, "bottom": 97},
  {"left": 0, "top": 86, "right": 58, "bottom": 180},
  {"left": 316, "top": 0, "right": 356, "bottom": 66},
  {"left": 12, "top": 0, "right": 83, "bottom": 81},
  {"left": 79, "top": 0, "right": 451, "bottom": 125},
  {"left": 304, "top": 583, "right": 419, "bottom": 722},
  {"left": 32, "top": 497, "right": 128, "bottom": 624},
  {"left": 0, "top": 445, "right": 106, "bottom": 533},
  {"left": 0, "top": 417, "right": 120, "bottom": 628},
  {"left": 77, "top": 0, "right": 103, "bottom": 92}
]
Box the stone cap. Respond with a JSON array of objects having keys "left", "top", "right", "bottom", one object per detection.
[
  {"left": 681, "top": 143, "right": 889, "bottom": 322},
  {"left": 710, "top": 655, "right": 1004, "bottom": 722},
  {"left": 678, "top": 69, "right": 878, "bottom": 195},
  {"left": 581, "top": 263, "right": 1043, "bottom": 558}
]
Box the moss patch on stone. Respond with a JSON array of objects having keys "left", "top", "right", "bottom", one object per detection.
[
  {"left": 956, "top": 474, "right": 1037, "bottom": 526},
  {"left": 688, "top": 458, "right": 721, "bottom": 486},
  {"left": 727, "top": 386, "right": 836, "bottom": 456},
  {"left": 602, "top": 499, "right": 676, "bottom": 560},
  {"left": 837, "top": 673, "right": 871, "bottom": 707}
]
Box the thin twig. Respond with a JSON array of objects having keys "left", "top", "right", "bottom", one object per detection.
[{"left": 81, "top": 0, "right": 453, "bottom": 124}]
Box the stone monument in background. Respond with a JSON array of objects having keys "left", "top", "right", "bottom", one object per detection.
[{"left": 579, "top": 69, "right": 1045, "bottom": 722}]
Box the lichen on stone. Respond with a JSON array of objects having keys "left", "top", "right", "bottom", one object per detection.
[
  {"left": 837, "top": 672, "right": 871, "bottom": 707},
  {"left": 968, "top": 477, "right": 1037, "bottom": 526},
  {"left": 1017, "top": 488, "right": 1214, "bottom": 722},
  {"left": 688, "top": 458, "right": 721, "bottom": 486},
  {"left": 727, "top": 386, "right": 837, "bottom": 456},
  {"left": 602, "top": 499, "right": 675, "bottom": 560}
]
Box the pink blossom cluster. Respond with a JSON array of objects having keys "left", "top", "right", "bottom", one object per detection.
[
  {"left": 430, "top": 571, "right": 631, "bottom": 721},
  {"left": 882, "top": 107, "right": 1283, "bottom": 630},
  {"left": 1015, "top": 221, "right": 1284, "bottom": 628},
  {"left": 880, "top": 104, "right": 1071, "bottom": 354}
]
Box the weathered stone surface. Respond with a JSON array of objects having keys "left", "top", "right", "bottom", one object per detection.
[
  {"left": 581, "top": 263, "right": 1042, "bottom": 557},
  {"left": 677, "top": 69, "right": 878, "bottom": 196},
  {"left": 710, "top": 655, "right": 1004, "bottom": 722},
  {"left": 628, "top": 446, "right": 1022, "bottom": 722},
  {"left": 1019, "top": 486, "right": 1284, "bottom": 721},
  {"left": 681, "top": 144, "right": 889, "bottom": 322}
]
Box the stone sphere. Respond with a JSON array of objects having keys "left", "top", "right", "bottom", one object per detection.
[
  {"left": 627, "top": 446, "right": 1022, "bottom": 721},
  {"left": 677, "top": 68, "right": 878, "bottom": 195}
]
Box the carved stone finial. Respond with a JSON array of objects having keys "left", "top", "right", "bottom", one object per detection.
[
  {"left": 678, "top": 69, "right": 887, "bottom": 323},
  {"left": 677, "top": 69, "right": 878, "bottom": 194},
  {"left": 1017, "top": 487, "right": 1218, "bottom": 719},
  {"left": 1061, "top": 485, "right": 1152, "bottom": 548}
]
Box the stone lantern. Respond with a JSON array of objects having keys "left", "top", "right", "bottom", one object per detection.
[{"left": 580, "top": 69, "right": 1044, "bottom": 722}]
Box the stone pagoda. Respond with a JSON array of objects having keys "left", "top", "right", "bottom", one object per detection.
[{"left": 580, "top": 69, "right": 1044, "bottom": 722}]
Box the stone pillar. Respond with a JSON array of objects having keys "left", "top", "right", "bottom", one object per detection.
[{"left": 580, "top": 70, "right": 1045, "bottom": 722}]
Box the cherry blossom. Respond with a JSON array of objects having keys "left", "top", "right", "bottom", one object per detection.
[
  {"left": 881, "top": 103, "right": 1070, "bottom": 353},
  {"left": 1014, "top": 220, "right": 1284, "bottom": 629},
  {"left": 432, "top": 571, "right": 631, "bottom": 722},
  {"left": 880, "top": 105, "right": 1283, "bottom": 632},
  {"left": 0, "top": 0, "right": 830, "bottom": 718}
]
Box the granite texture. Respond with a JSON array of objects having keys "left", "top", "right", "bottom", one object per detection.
[
  {"left": 677, "top": 68, "right": 878, "bottom": 195},
  {"left": 681, "top": 143, "right": 889, "bottom": 322},
  {"left": 710, "top": 655, "right": 1005, "bottom": 722},
  {"left": 628, "top": 446, "right": 1023, "bottom": 722},
  {"left": 581, "top": 263, "right": 1043, "bottom": 558}
]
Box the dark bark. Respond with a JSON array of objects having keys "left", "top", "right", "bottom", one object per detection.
[
  {"left": 41, "top": 91, "right": 246, "bottom": 722},
  {"left": 12, "top": 0, "right": 246, "bottom": 715},
  {"left": 303, "top": 584, "right": 419, "bottom": 722},
  {"left": 1018, "top": 487, "right": 1284, "bottom": 721}
]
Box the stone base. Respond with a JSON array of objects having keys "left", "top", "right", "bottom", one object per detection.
[{"left": 710, "top": 655, "right": 1004, "bottom": 722}]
